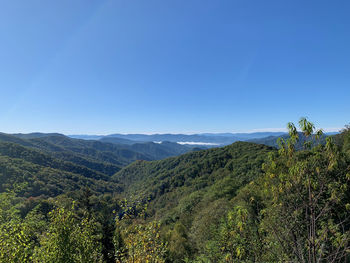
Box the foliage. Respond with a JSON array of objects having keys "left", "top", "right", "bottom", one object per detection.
[
  {"left": 114, "top": 201, "right": 168, "bottom": 263},
  {"left": 33, "top": 205, "right": 102, "bottom": 263},
  {"left": 0, "top": 142, "right": 122, "bottom": 197},
  {"left": 166, "top": 222, "right": 192, "bottom": 262},
  {"left": 206, "top": 118, "right": 350, "bottom": 262},
  {"left": 219, "top": 204, "right": 262, "bottom": 262},
  {"left": 0, "top": 219, "right": 34, "bottom": 263},
  {"left": 0, "top": 192, "right": 34, "bottom": 263},
  {"left": 115, "top": 220, "right": 168, "bottom": 263},
  {"left": 259, "top": 119, "right": 350, "bottom": 262}
]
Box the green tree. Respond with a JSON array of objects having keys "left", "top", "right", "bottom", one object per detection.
[
  {"left": 0, "top": 192, "right": 36, "bottom": 263},
  {"left": 114, "top": 200, "right": 168, "bottom": 263},
  {"left": 121, "top": 221, "right": 167, "bottom": 263},
  {"left": 33, "top": 205, "right": 102, "bottom": 263},
  {"left": 218, "top": 203, "right": 262, "bottom": 263},
  {"left": 210, "top": 118, "right": 350, "bottom": 262},
  {"left": 167, "top": 222, "right": 192, "bottom": 262},
  {"left": 260, "top": 118, "right": 350, "bottom": 262}
]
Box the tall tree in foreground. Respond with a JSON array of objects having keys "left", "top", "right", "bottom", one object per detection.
[
  {"left": 261, "top": 118, "right": 350, "bottom": 262},
  {"left": 213, "top": 118, "right": 350, "bottom": 262}
]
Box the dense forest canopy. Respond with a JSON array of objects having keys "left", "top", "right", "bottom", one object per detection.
[{"left": 0, "top": 119, "right": 349, "bottom": 262}]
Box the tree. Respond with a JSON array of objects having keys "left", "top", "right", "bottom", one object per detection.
[
  {"left": 166, "top": 222, "right": 192, "bottom": 262},
  {"left": 260, "top": 118, "right": 350, "bottom": 262},
  {"left": 113, "top": 200, "right": 168, "bottom": 263},
  {"left": 211, "top": 118, "right": 350, "bottom": 262},
  {"left": 218, "top": 203, "right": 264, "bottom": 263},
  {"left": 121, "top": 221, "right": 167, "bottom": 263},
  {"left": 33, "top": 205, "right": 102, "bottom": 263},
  {"left": 0, "top": 192, "right": 35, "bottom": 263}
]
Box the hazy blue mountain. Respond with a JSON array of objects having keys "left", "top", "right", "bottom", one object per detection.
[
  {"left": 102, "top": 133, "right": 239, "bottom": 145},
  {"left": 199, "top": 132, "right": 286, "bottom": 139},
  {"left": 228, "top": 132, "right": 287, "bottom": 139},
  {"left": 325, "top": 132, "right": 340, "bottom": 136},
  {"left": 99, "top": 137, "right": 140, "bottom": 145},
  {"left": 199, "top": 133, "right": 237, "bottom": 137},
  {"left": 69, "top": 134, "right": 104, "bottom": 140},
  {"left": 69, "top": 132, "right": 291, "bottom": 146}
]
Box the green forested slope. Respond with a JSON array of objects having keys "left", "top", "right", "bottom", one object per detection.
[
  {"left": 123, "top": 141, "right": 194, "bottom": 160},
  {"left": 27, "top": 135, "right": 152, "bottom": 165},
  {"left": 0, "top": 134, "right": 124, "bottom": 174},
  {"left": 200, "top": 121, "right": 350, "bottom": 262},
  {"left": 113, "top": 142, "right": 274, "bottom": 257},
  {"left": 0, "top": 142, "right": 121, "bottom": 197},
  {"left": 0, "top": 142, "right": 109, "bottom": 180},
  {"left": 115, "top": 142, "right": 272, "bottom": 200},
  {"left": 7, "top": 133, "right": 197, "bottom": 165},
  {"left": 2, "top": 133, "right": 152, "bottom": 166}
]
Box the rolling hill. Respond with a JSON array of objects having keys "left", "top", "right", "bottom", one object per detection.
[
  {"left": 0, "top": 141, "right": 122, "bottom": 197},
  {"left": 112, "top": 141, "right": 274, "bottom": 253},
  {"left": 6, "top": 133, "right": 198, "bottom": 164}
]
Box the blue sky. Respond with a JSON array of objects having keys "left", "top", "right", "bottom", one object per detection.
[{"left": 0, "top": 0, "right": 349, "bottom": 134}]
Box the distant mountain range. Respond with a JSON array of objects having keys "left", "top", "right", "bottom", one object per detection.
[
  {"left": 68, "top": 131, "right": 339, "bottom": 150},
  {"left": 3, "top": 131, "right": 339, "bottom": 154},
  {"left": 69, "top": 132, "right": 289, "bottom": 146}
]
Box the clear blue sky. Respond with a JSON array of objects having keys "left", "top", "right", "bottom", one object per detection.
[{"left": 1, "top": 0, "right": 349, "bottom": 134}]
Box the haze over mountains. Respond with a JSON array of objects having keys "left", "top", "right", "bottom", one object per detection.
[{"left": 70, "top": 132, "right": 288, "bottom": 146}]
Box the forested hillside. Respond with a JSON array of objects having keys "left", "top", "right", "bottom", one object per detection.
[
  {"left": 114, "top": 142, "right": 272, "bottom": 217},
  {"left": 3, "top": 133, "right": 197, "bottom": 164},
  {"left": 0, "top": 141, "right": 122, "bottom": 197},
  {"left": 0, "top": 119, "right": 349, "bottom": 262},
  {"left": 112, "top": 141, "right": 273, "bottom": 260}
]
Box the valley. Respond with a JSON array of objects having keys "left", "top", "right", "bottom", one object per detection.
[{"left": 0, "top": 120, "right": 349, "bottom": 262}]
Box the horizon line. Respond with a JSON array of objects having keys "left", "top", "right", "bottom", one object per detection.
[{"left": 4, "top": 127, "right": 342, "bottom": 136}]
